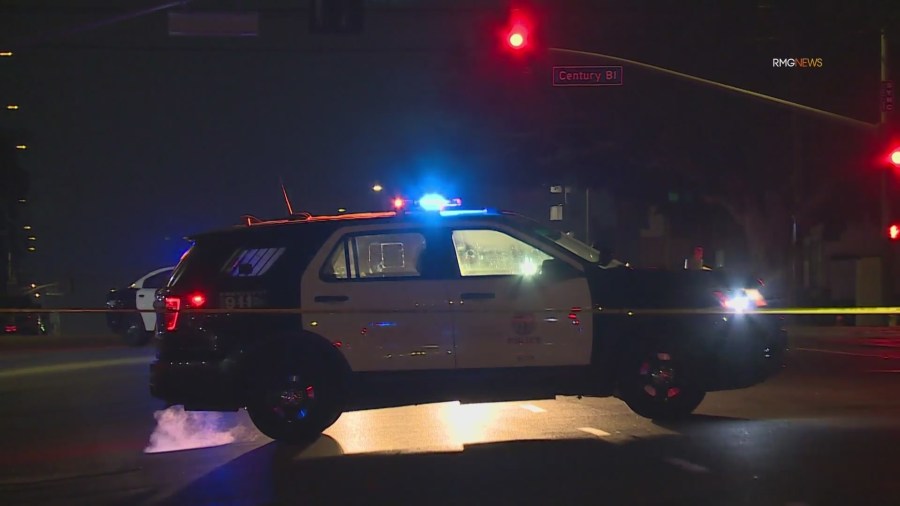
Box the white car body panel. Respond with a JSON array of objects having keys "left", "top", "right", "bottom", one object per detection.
[
  {"left": 301, "top": 224, "right": 455, "bottom": 372},
  {"left": 133, "top": 266, "right": 175, "bottom": 332},
  {"left": 446, "top": 221, "right": 593, "bottom": 368},
  {"left": 301, "top": 221, "right": 593, "bottom": 372}
]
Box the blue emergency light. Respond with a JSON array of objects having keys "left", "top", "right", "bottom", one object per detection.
[
  {"left": 396, "top": 193, "right": 483, "bottom": 214},
  {"left": 418, "top": 193, "right": 452, "bottom": 211}
]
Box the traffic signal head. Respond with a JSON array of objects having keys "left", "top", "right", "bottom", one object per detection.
[
  {"left": 890, "top": 147, "right": 900, "bottom": 168},
  {"left": 502, "top": 8, "right": 533, "bottom": 52},
  {"left": 506, "top": 22, "right": 528, "bottom": 49},
  {"left": 890, "top": 223, "right": 900, "bottom": 240}
]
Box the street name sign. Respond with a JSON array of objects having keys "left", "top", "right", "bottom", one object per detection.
[{"left": 553, "top": 66, "right": 623, "bottom": 86}]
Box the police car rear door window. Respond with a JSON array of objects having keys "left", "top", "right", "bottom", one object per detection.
[
  {"left": 322, "top": 239, "right": 358, "bottom": 279},
  {"left": 322, "top": 232, "right": 426, "bottom": 280},
  {"left": 306, "top": 229, "right": 453, "bottom": 371}
]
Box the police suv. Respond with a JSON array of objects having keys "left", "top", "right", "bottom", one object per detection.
[
  {"left": 106, "top": 266, "right": 175, "bottom": 346},
  {"left": 150, "top": 197, "right": 786, "bottom": 443}
]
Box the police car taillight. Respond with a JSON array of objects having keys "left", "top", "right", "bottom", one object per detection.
[
  {"left": 188, "top": 293, "right": 206, "bottom": 307},
  {"left": 568, "top": 306, "right": 581, "bottom": 326},
  {"left": 164, "top": 296, "right": 181, "bottom": 331},
  {"left": 163, "top": 292, "right": 206, "bottom": 331}
]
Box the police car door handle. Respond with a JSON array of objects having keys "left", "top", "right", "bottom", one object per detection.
[
  {"left": 314, "top": 295, "right": 349, "bottom": 303},
  {"left": 460, "top": 292, "right": 495, "bottom": 300}
]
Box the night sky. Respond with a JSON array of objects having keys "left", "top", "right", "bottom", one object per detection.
[{"left": 1, "top": 0, "right": 898, "bottom": 317}]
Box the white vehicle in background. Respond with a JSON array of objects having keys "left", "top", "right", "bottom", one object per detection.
[{"left": 106, "top": 266, "right": 174, "bottom": 346}]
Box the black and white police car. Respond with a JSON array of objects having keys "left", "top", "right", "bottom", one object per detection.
[
  {"left": 106, "top": 266, "right": 175, "bottom": 346},
  {"left": 150, "top": 195, "right": 786, "bottom": 442}
]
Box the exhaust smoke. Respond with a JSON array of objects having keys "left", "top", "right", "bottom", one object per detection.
[{"left": 144, "top": 406, "right": 256, "bottom": 453}]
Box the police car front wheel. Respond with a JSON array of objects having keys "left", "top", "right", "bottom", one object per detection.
[
  {"left": 618, "top": 349, "right": 706, "bottom": 420},
  {"left": 122, "top": 315, "right": 151, "bottom": 347}
]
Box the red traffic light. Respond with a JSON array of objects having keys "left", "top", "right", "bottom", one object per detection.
[
  {"left": 502, "top": 9, "right": 532, "bottom": 51},
  {"left": 890, "top": 147, "right": 900, "bottom": 168},
  {"left": 890, "top": 224, "right": 900, "bottom": 240},
  {"left": 506, "top": 23, "right": 528, "bottom": 49}
]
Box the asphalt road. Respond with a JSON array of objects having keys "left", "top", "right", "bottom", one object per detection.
[{"left": 1, "top": 340, "right": 900, "bottom": 506}]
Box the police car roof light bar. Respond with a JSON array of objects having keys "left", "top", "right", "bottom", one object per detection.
[{"left": 417, "top": 194, "right": 462, "bottom": 212}]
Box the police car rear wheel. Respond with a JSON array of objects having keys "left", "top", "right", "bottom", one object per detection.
[
  {"left": 245, "top": 341, "right": 347, "bottom": 443},
  {"left": 619, "top": 349, "right": 705, "bottom": 420},
  {"left": 247, "top": 379, "right": 344, "bottom": 443}
]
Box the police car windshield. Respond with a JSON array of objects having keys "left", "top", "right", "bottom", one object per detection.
[{"left": 508, "top": 214, "right": 601, "bottom": 263}]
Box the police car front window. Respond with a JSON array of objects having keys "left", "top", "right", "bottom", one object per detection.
[
  {"left": 452, "top": 229, "right": 552, "bottom": 277},
  {"left": 510, "top": 214, "right": 600, "bottom": 263},
  {"left": 553, "top": 233, "right": 600, "bottom": 263}
]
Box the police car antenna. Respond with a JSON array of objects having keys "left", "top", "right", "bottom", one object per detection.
[{"left": 279, "top": 178, "right": 295, "bottom": 215}]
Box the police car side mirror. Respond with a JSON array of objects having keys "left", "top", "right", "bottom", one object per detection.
[{"left": 540, "top": 259, "right": 580, "bottom": 281}]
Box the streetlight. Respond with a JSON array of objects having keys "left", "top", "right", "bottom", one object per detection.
[{"left": 372, "top": 183, "right": 383, "bottom": 193}]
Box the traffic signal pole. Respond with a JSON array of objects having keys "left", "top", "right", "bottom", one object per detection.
[
  {"left": 881, "top": 28, "right": 890, "bottom": 236},
  {"left": 549, "top": 48, "right": 878, "bottom": 131},
  {"left": 879, "top": 27, "right": 896, "bottom": 320},
  {"left": 549, "top": 45, "right": 888, "bottom": 311}
]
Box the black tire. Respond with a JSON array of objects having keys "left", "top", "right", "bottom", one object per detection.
[
  {"left": 618, "top": 348, "right": 706, "bottom": 420},
  {"left": 122, "top": 315, "right": 151, "bottom": 347},
  {"left": 245, "top": 337, "right": 348, "bottom": 444}
]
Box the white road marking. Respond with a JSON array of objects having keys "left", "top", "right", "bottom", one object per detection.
[
  {"left": 663, "top": 457, "right": 710, "bottom": 473},
  {"left": 578, "top": 427, "right": 611, "bottom": 438},
  {"left": 0, "top": 357, "right": 151, "bottom": 379},
  {"left": 520, "top": 404, "right": 546, "bottom": 413}
]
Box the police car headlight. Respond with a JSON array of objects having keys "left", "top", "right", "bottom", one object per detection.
[{"left": 716, "top": 288, "right": 766, "bottom": 313}]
